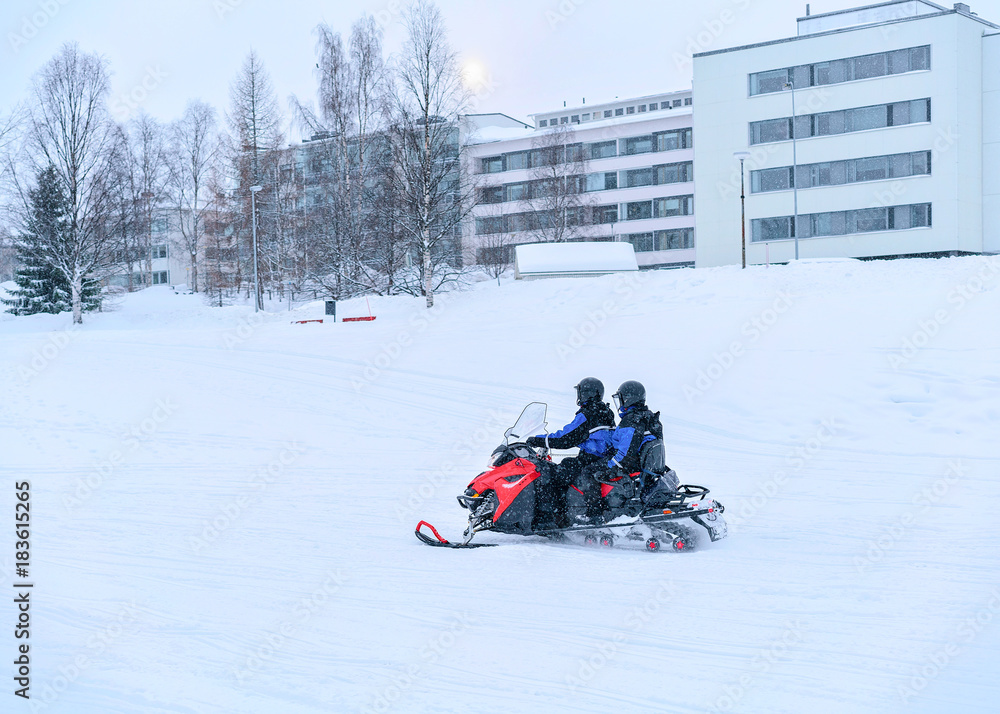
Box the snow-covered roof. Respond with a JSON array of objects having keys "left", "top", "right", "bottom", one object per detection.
[
  {"left": 514, "top": 242, "right": 639, "bottom": 280},
  {"left": 466, "top": 107, "right": 694, "bottom": 147}
]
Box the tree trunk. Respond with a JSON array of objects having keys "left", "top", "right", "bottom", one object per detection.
[
  {"left": 422, "top": 237, "right": 433, "bottom": 308},
  {"left": 190, "top": 252, "right": 198, "bottom": 292},
  {"left": 71, "top": 271, "right": 83, "bottom": 324}
]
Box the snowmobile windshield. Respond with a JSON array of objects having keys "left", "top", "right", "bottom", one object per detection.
[{"left": 504, "top": 402, "right": 547, "bottom": 444}]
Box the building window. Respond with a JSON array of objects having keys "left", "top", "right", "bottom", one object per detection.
[
  {"left": 479, "top": 186, "right": 503, "bottom": 204},
  {"left": 152, "top": 244, "right": 168, "bottom": 259},
  {"left": 655, "top": 161, "right": 693, "bottom": 184},
  {"left": 582, "top": 113, "right": 590, "bottom": 121},
  {"left": 649, "top": 102, "right": 658, "bottom": 110},
  {"left": 585, "top": 172, "right": 618, "bottom": 192},
  {"left": 476, "top": 216, "right": 503, "bottom": 235},
  {"left": 638, "top": 105, "right": 647, "bottom": 113},
  {"left": 672, "top": 99, "right": 682, "bottom": 107},
  {"left": 593, "top": 205, "right": 619, "bottom": 224},
  {"left": 751, "top": 203, "right": 931, "bottom": 241},
  {"left": 565, "top": 206, "right": 588, "bottom": 226},
  {"left": 626, "top": 228, "right": 694, "bottom": 252},
  {"left": 655, "top": 128, "right": 693, "bottom": 151},
  {"left": 604, "top": 110, "right": 613, "bottom": 118},
  {"left": 482, "top": 156, "right": 503, "bottom": 173},
  {"left": 560, "top": 116, "right": 569, "bottom": 124},
  {"left": 615, "top": 108, "right": 624, "bottom": 116},
  {"left": 538, "top": 119, "right": 548, "bottom": 127},
  {"left": 625, "top": 168, "right": 655, "bottom": 188},
  {"left": 506, "top": 152, "right": 528, "bottom": 171},
  {"left": 749, "top": 45, "right": 931, "bottom": 95},
  {"left": 750, "top": 99, "right": 931, "bottom": 144},
  {"left": 626, "top": 201, "right": 652, "bottom": 220},
  {"left": 152, "top": 218, "right": 168, "bottom": 233},
  {"left": 623, "top": 135, "right": 655, "bottom": 155},
  {"left": 505, "top": 183, "right": 529, "bottom": 201},
  {"left": 628, "top": 232, "right": 654, "bottom": 252},
  {"left": 658, "top": 227, "right": 693, "bottom": 249},
  {"left": 626, "top": 106, "right": 635, "bottom": 115},
  {"left": 589, "top": 140, "right": 617, "bottom": 159},
  {"left": 653, "top": 195, "right": 693, "bottom": 217},
  {"left": 571, "top": 114, "right": 580, "bottom": 123},
  {"left": 152, "top": 271, "right": 169, "bottom": 285},
  {"left": 684, "top": 98, "right": 692, "bottom": 105}
]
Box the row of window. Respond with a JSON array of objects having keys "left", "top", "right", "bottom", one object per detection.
[
  {"left": 480, "top": 129, "right": 693, "bottom": 173},
  {"left": 751, "top": 150, "right": 931, "bottom": 193},
  {"left": 750, "top": 98, "right": 930, "bottom": 145},
  {"left": 625, "top": 228, "right": 694, "bottom": 252},
  {"left": 475, "top": 195, "right": 694, "bottom": 234},
  {"left": 479, "top": 162, "right": 694, "bottom": 203},
  {"left": 749, "top": 45, "right": 930, "bottom": 95},
  {"left": 751, "top": 203, "right": 931, "bottom": 242},
  {"left": 537, "top": 98, "right": 692, "bottom": 127}
]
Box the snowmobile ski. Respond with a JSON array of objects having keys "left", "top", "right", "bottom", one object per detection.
[{"left": 414, "top": 521, "right": 497, "bottom": 549}]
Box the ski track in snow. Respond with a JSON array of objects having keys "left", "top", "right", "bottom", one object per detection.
[{"left": 1, "top": 258, "right": 999, "bottom": 713}]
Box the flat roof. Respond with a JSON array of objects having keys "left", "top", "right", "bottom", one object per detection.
[
  {"left": 694, "top": 5, "right": 997, "bottom": 59},
  {"left": 531, "top": 89, "right": 692, "bottom": 119},
  {"left": 794, "top": 0, "right": 947, "bottom": 23}
]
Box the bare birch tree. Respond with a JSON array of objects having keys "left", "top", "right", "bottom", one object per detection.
[
  {"left": 292, "top": 17, "right": 391, "bottom": 297},
  {"left": 24, "top": 43, "right": 117, "bottom": 323},
  {"left": 526, "top": 123, "right": 591, "bottom": 243},
  {"left": 105, "top": 124, "right": 143, "bottom": 289},
  {"left": 169, "top": 100, "right": 217, "bottom": 293},
  {"left": 389, "top": 0, "right": 473, "bottom": 308},
  {"left": 130, "top": 112, "right": 168, "bottom": 287}
]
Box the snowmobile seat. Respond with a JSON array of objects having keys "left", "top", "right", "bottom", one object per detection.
[{"left": 639, "top": 438, "right": 665, "bottom": 477}]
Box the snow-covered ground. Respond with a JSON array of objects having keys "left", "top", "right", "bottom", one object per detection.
[{"left": 2, "top": 257, "right": 999, "bottom": 713}]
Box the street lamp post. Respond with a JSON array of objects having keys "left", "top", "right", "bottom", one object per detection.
[
  {"left": 783, "top": 81, "right": 800, "bottom": 260},
  {"left": 250, "top": 185, "right": 262, "bottom": 312},
  {"left": 733, "top": 151, "right": 751, "bottom": 269}
]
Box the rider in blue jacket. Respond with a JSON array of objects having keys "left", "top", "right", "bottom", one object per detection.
[{"left": 526, "top": 378, "right": 615, "bottom": 528}]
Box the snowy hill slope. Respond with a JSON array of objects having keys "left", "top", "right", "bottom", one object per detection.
[{"left": 1, "top": 257, "right": 999, "bottom": 713}]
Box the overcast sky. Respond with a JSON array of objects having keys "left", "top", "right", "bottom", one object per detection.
[{"left": 4, "top": 0, "right": 1000, "bottom": 140}]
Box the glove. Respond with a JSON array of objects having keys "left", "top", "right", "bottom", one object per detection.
[{"left": 525, "top": 436, "right": 543, "bottom": 448}]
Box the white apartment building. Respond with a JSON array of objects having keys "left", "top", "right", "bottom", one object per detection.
[
  {"left": 692, "top": 0, "right": 1000, "bottom": 268},
  {"left": 465, "top": 90, "right": 697, "bottom": 269},
  {"left": 108, "top": 210, "right": 186, "bottom": 289}
]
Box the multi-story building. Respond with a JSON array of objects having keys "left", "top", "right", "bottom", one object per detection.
[
  {"left": 466, "top": 90, "right": 696, "bottom": 269},
  {"left": 692, "top": 0, "right": 1000, "bottom": 267},
  {"left": 107, "top": 209, "right": 190, "bottom": 289}
]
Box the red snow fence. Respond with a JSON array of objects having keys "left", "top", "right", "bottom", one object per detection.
[
  {"left": 342, "top": 296, "right": 377, "bottom": 322},
  {"left": 292, "top": 319, "right": 324, "bottom": 324}
]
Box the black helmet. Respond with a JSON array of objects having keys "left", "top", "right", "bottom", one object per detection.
[
  {"left": 575, "top": 377, "right": 604, "bottom": 406},
  {"left": 612, "top": 380, "right": 646, "bottom": 410}
]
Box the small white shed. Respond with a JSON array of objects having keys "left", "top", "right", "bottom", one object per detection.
[{"left": 514, "top": 242, "right": 640, "bottom": 280}]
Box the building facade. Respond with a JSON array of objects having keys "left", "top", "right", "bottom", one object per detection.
[
  {"left": 465, "top": 90, "right": 696, "bottom": 269},
  {"left": 693, "top": 0, "right": 1000, "bottom": 267}
]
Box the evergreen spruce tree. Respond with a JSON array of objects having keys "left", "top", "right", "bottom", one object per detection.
[{"left": 2, "top": 166, "right": 101, "bottom": 315}]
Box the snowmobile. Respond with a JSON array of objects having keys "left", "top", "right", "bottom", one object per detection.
[{"left": 415, "top": 402, "right": 728, "bottom": 552}]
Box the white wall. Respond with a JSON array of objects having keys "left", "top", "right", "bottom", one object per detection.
[
  {"left": 982, "top": 33, "right": 1000, "bottom": 253},
  {"left": 694, "top": 11, "right": 990, "bottom": 267}
]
